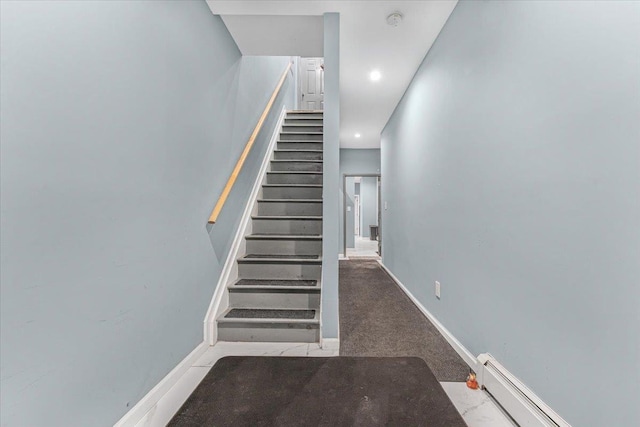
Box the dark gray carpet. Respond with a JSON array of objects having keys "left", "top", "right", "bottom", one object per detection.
[
  {"left": 339, "top": 259, "right": 470, "bottom": 382},
  {"left": 169, "top": 356, "right": 467, "bottom": 427}
]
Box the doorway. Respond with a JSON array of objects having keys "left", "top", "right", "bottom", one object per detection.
[
  {"left": 299, "top": 57, "right": 324, "bottom": 110},
  {"left": 343, "top": 174, "right": 381, "bottom": 258}
]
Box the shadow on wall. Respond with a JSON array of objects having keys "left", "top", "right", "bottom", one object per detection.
[{"left": 208, "top": 59, "right": 294, "bottom": 263}]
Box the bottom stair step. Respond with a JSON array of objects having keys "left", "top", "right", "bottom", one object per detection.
[{"left": 217, "top": 308, "right": 320, "bottom": 342}]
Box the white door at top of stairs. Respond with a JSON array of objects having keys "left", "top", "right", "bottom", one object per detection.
[{"left": 300, "top": 58, "right": 324, "bottom": 111}]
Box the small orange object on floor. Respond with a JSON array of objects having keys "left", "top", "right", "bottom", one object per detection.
[{"left": 466, "top": 372, "right": 479, "bottom": 389}]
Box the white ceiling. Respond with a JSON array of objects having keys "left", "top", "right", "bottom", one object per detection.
[
  {"left": 220, "top": 15, "right": 324, "bottom": 57},
  {"left": 207, "top": 1, "right": 458, "bottom": 149}
]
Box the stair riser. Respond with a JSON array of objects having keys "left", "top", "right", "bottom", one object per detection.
[
  {"left": 274, "top": 151, "right": 323, "bottom": 161},
  {"left": 262, "top": 186, "right": 322, "bottom": 199},
  {"left": 277, "top": 142, "right": 323, "bottom": 150},
  {"left": 271, "top": 162, "right": 322, "bottom": 172},
  {"left": 284, "top": 118, "right": 323, "bottom": 125},
  {"left": 238, "top": 262, "right": 321, "bottom": 280},
  {"left": 258, "top": 201, "right": 322, "bottom": 216},
  {"left": 287, "top": 113, "right": 323, "bottom": 119},
  {"left": 252, "top": 219, "right": 322, "bottom": 235},
  {"left": 218, "top": 323, "right": 319, "bottom": 342},
  {"left": 267, "top": 173, "right": 323, "bottom": 185},
  {"left": 246, "top": 239, "right": 322, "bottom": 256},
  {"left": 280, "top": 133, "right": 323, "bottom": 142},
  {"left": 229, "top": 290, "right": 320, "bottom": 309}
]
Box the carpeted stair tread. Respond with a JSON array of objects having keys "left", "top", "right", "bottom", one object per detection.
[
  {"left": 225, "top": 308, "right": 316, "bottom": 319},
  {"left": 243, "top": 254, "right": 319, "bottom": 260},
  {"left": 252, "top": 215, "right": 322, "bottom": 220},
  {"left": 257, "top": 199, "right": 322, "bottom": 202},
  {"left": 267, "top": 171, "right": 323, "bottom": 174},
  {"left": 246, "top": 234, "right": 322, "bottom": 239},
  {"left": 262, "top": 184, "right": 323, "bottom": 187},
  {"left": 234, "top": 279, "right": 317, "bottom": 287}
]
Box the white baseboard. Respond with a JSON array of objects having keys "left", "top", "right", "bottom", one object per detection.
[
  {"left": 114, "top": 341, "right": 208, "bottom": 427},
  {"left": 203, "top": 106, "right": 287, "bottom": 345},
  {"left": 378, "top": 260, "right": 569, "bottom": 427},
  {"left": 320, "top": 338, "right": 340, "bottom": 352},
  {"left": 377, "top": 260, "right": 479, "bottom": 373},
  {"left": 478, "top": 354, "right": 571, "bottom": 427}
]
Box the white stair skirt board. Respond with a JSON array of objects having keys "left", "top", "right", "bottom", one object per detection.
[
  {"left": 477, "top": 354, "right": 571, "bottom": 427},
  {"left": 113, "top": 341, "right": 208, "bottom": 427},
  {"left": 118, "top": 342, "right": 339, "bottom": 427},
  {"left": 203, "top": 106, "right": 287, "bottom": 345},
  {"left": 378, "top": 261, "right": 571, "bottom": 427}
]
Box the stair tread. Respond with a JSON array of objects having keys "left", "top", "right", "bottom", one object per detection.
[
  {"left": 258, "top": 199, "right": 322, "bottom": 202},
  {"left": 246, "top": 233, "right": 322, "bottom": 239},
  {"left": 224, "top": 308, "right": 316, "bottom": 320},
  {"left": 252, "top": 215, "right": 322, "bottom": 220},
  {"left": 281, "top": 131, "right": 323, "bottom": 134},
  {"left": 239, "top": 255, "right": 321, "bottom": 264},
  {"left": 243, "top": 254, "right": 319, "bottom": 259},
  {"left": 262, "top": 184, "right": 323, "bottom": 187},
  {"left": 278, "top": 140, "right": 323, "bottom": 142},
  {"left": 271, "top": 159, "right": 323, "bottom": 163},
  {"left": 283, "top": 124, "right": 323, "bottom": 127},
  {"left": 267, "top": 171, "right": 323, "bottom": 174},
  {"left": 234, "top": 279, "right": 318, "bottom": 287},
  {"left": 275, "top": 149, "right": 324, "bottom": 152}
]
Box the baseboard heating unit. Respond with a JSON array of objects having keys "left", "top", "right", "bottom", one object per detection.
[{"left": 477, "top": 354, "right": 571, "bottom": 427}]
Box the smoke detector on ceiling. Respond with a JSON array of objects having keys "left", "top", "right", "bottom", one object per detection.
[{"left": 386, "top": 12, "right": 403, "bottom": 27}]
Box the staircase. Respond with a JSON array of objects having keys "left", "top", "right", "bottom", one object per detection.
[{"left": 217, "top": 111, "right": 323, "bottom": 342}]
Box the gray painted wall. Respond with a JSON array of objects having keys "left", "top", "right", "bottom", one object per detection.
[
  {"left": 339, "top": 149, "right": 380, "bottom": 252},
  {"left": 0, "top": 1, "right": 293, "bottom": 426},
  {"left": 360, "top": 177, "right": 378, "bottom": 239},
  {"left": 321, "top": 13, "right": 340, "bottom": 339},
  {"left": 381, "top": 1, "right": 640, "bottom": 426}
]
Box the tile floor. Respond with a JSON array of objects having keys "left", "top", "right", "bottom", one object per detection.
[
  {"left": 441, "top": 382, "right": 517, "bottom": 427},
  {"left": 135, "top": 341, "right": 516, "bottom": 427},
  {"left": 135, "top": 342, "right": 339, "bottom": 427},
  {"left": 346, "top": 235, "right": 380, "bottom": 258}
]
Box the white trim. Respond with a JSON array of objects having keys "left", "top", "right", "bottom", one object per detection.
[
  {"left": 320, "top": 338, "right": 340, "bottom": 352},
  {"left": 203, "top": 106, "right": 287, "bottom": 345},
  {"left": 377, "top": 260, "right": 479, "bottom": 372},
  {"left": 378, "top": 260, "right": 570, "bottom": 427},
  {"left": 477, "top": 354, "right": 571, "bottom": 427},
  {"left": 113, "top": 341, "right": 208, "bottom": 427}
]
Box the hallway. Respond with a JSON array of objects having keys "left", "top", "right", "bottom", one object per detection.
[
  {"left": 339, "top": 259, "right": 517, "bottom": 426},
  {"left": 340, "top": 259, "right": 467, "bottom": 380},
  {"left": 346, "top": 236, "right": 380, "bottom": 258}
]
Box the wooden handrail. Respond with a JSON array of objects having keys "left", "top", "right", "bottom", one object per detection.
[{"left": 208, "top": 62, "right": 292, "bottom": 224}]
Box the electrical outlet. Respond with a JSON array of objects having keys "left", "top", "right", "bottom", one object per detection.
[
  {"left": 435, "top": 281, "right": 441, "bottom": 299},
  {"left": 384, "top": 201, "right": 388, "bottom": 210}
]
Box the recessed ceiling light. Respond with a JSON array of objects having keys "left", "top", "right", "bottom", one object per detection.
[
  {"left": 355, "top": 133, "right": 361, "bottom": 138},
  {"left": 370, "top": 70, "right": 381, "bottom": 82}
]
